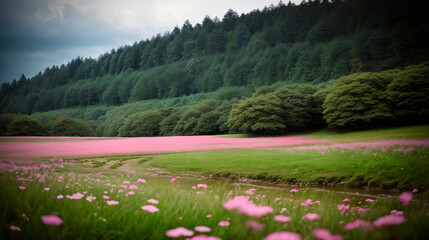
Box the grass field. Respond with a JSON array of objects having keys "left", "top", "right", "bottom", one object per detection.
[{"left": 1, "top": 125, "right": 429, "bottom": 239}]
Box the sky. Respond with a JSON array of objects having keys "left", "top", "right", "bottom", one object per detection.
[{"left": 0, "top": 0, "right": 301, "bottom": 84}]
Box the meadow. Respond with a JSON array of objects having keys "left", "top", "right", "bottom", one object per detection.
[{"left": 1, "top": 125, "right": 428, "bottom": 239}]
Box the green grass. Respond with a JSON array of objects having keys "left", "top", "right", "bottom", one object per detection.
[
  {"left": 1, "top": 166, "right": 428, "bottom": 240},
  {"left": 152, "top": 148, "right": 429, "bottom": 189},
  {"left": 307, "top": 125, "right": 429, "bottom": 142}
]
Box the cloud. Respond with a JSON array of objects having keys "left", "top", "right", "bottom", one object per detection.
[{"left": 0, "top": 0, "right": 301, "bottom": 84}]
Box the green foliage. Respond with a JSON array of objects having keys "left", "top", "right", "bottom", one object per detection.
[
  {"left": 387, "top": 62, "right": 429, "bottom": 123},
  {"left": 6, "top": 116, "right": 46, "bottom": 136},
  {"left": 118, "top": 110, "right": 164, "bottom": 137},
  {"left": 174, "top": 100, "right": 219, "bottom": 135},
  {"left": 323, "top": 72, "right": 395, "bottom": 130},
  {"left": 159, "top": 111, "right": 182, "bottom": 136},
  {"left": 227, "top": 93, "right": 285, "bottom": 134},
  {"left": 0, "top": 114, "right": 19, "bottom": 136},
  {"left": 48, "top": 115, "right": 95, "bottom": 136}
]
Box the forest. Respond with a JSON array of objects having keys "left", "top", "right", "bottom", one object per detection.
[{"left": 1, "top": 0, "right": 428, "bottom": 136}]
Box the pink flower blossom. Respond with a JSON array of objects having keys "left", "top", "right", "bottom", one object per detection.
[
  {"left": 337, "top": 204, "right": 350, "bottom": 215},
  {"left": 303, "top": 213, "right": 320, "bottom": 221},
  {"left": 165, "top": 227, "right": 194, "bottom": 238},
  {"left": 123, "top": 180, "right": 131, "bottom": 184},
  {"left": 129, "top": 184, "right": 138, "bottom": 190},
  {"left": 290, "top": 189, "right": 299, "bottom": 193},
  {"left": 313, "top": 229, "right": 343, "bottom": 240},
  {"left": 137, "top": 178, "right": 146, "bottom": 183},
  {"left": 192, "top": 186, "right": 197, "bottom": 189},
  {"left": 245, "top": 189, "right": 255, "bottom": 195},
  {"left": 147, "top": 199, "right": 159, "bottom": 204},
  {"left": 274, "top": 215, "right": 291, "bottom": 223},
  {"left": 86, "top": 195, "right": 96, "bottom": 202},
  {"left": 194, "top": 226, "right": 211, "bottom": 232},
  {"left": 10, "top": 225, "right": 21, "bottom": 231},
  {"left": 264, "top": 231, "right": 301, "bottom": 240},
  {"left": 126, "top": 191, "right": 135, "bottom": 195},
  {"left": 57, "top": 195, "right": 64, "bottom": 199},
  {"left": 390, "top": 209, "right": 404, "bottom": 216},
  {"left": 223, "top": 196, "right": 273, "bottom": 217},
  {"left": 44, "top": 188, "right": 50, "bottom": 191},
  {"left": 197, "top": 184, "right": 208, "bottom": 189},
  {"left": 106, "top": 200, "right": 119, "bottom": 205},
  {"left": 342, "top": 198, "right": 350, "bottom": 202},
  {"left": 301, "top": 199, "right": 313, "bottom": 207},
  {"left": 398, "top": 192, "right": 413, "bottom": 206},
  {"left": 41, "top": 215, "right": 62, "bottom": 226},
  {"left": 18, "top": 186, "right": 26, "bottom": 190},
  {"left": 218, "top": 221, "right": 230, "bottom": 226},
  {"left": 373, "top": 215, "right": 406, "bottom": 227},
  {"left": 412, "top": 189, "right": 418, "bottom": 193},
  {"left": 66, "top": 192, "right": 84, "bottom": 200},
  {"left": 274, "top": 197, "right": 281, "bottom": 202},
  {"left": 187, "top": 235, "right": 221, "bottom": 240},
  {"left": 246, "top": 220, "right": 265, "bottom": 230},
  {"left": 141, "top": 205, "right": 159, "bottom": 213},
  {"left": 365, "top": 199, "right": 374, "bottom": 203},
  {"left": 170, "top": 178, "right": 177, "bottom": 183},
  {"left": 102, "top": 195, "right": 110, "bottom": 199},
  {"left": 206, "top": 214, "right": 212, "bottom": 218},
  {"left": 344, "top": 219, "right": 372, "bottom": 231},
  {"left": 120, "top": 185, "right": 128, "bottom": 189}
]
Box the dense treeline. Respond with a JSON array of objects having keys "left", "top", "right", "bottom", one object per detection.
[
  {"left": 1, "top": 62, "right": 428, "bottom": 136},
  {"left": 1, "top": 0, "right": 429, "bottom": 115}
]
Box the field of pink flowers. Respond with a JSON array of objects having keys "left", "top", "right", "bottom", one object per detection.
[{"left": 0, "top": 135, "right": 327, "bottom": 159}]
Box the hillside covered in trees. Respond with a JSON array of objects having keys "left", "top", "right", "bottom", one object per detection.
[{"left": 1, "top": 0, "right": 428, "bottom": 136}]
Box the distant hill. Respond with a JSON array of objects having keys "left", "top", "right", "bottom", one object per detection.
[{"left": 1, "top": 0, "right": 428, "bottom": 114}]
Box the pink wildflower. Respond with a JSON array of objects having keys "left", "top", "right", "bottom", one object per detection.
[
  {"left": 18, "top": 186, "right": 26, "bottom": 190},
  {"left": 120, "top": 185, "right": 128, "bottom": 189},
  {"left": 398, "top": 192, "right": 413, "bottom": 206},
  {"left": 141, "top": 205, "right": 159, "bottom": 213},
  {"left": 218, "top": 221, "right": 230, "bottom": 226},
  {"left": 303, "top": 213, "right": 320, "bottom": 221},
  {"left": 365, "top": 199, "right": 374, "bottom": 203},
  {"left": 192, "top": 186, "right": 197, "bottom": 189},
  {"left": 290, "top": 189, "right": 299, "bottom": 193},
  {"left": 264, "top": 231, "right": 301, "bottom": 240},
  {"left": 344, "top": 219, "right": 372, "bottom": 231},
  {"left": 123, "top": 180, "right": 131, "bottom": 184},
  {"left": 66, "top": 192, "right": 84, "bottom": 200},
  {"left": 126, "top": 191, "right": 135, "bottom": 196},
  {"left": 106, "top": 200, "right": 119, "bottom": 205},
  {"left": 246, "top": 220, "right": 265, "bottom": 230},
  {"left": 412, "top": 189, "right": 418, "bottom": 193},
  {"left": 129, "top": 184, "right": 138, "bottom": 190},
  {"left": 86, "top": 196, "right": 96, "bottom": 202},
  {"left": 57, "top": 195, "right": 64, "bottom": 199},
  {"left": 166, "top": 227, "right": 194, "bottom": 238},
  {"left": 137, "top": 178, "right": 146, "bottom": 183},
  {"left": 10, "top": 225, "right": 21, "bottom": 231},
  {"left": 102, "top": 195, "right": 110, "bottom": 199},
  {"left": 373, "top": 215, "right": 406, "bottom": 227},
  {"left": 206, "top": 214, "right": 212, "bottom": 218},
  {"left": 41, "top": 215, "right": 62, "bottom": 226},
  {"left": 147, "top": 199, "right": 159, "bottom": 204},
  {"left": 223, "top": 196, "right": 273, "bottom": 217},
  {"left": 390, "top": 209, "right": 404, "bottom": 216},
  {"left": 274, "top": 215, "right": 291, "bottom": 223},
  {"left": 194, "top": 226, "right": 211, "bottom": 232},
  {"left": 313, "top": 229, "right": 343, "bottom": 240},
  {"left": 342, "top": 198, "right": 350, "bottom": 202},
  {"left": 197, "top": 184, "right": 208, "bottom": 189},
  {"left": 245, "top": 189, "right": 255, "bottom": 195},
  {"left": 170, "top": 178, "right": 177, "bottom": 183},
  {"left": 44, "top": 188, "right": 50, "bottom": 191}
]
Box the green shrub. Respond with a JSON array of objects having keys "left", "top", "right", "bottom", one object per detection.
[
  {"left": 6, "top": 116, "right": 46, "bottom": 136},
  {"left": 49, "top": 115, "right": 95, "bottom": 136}
]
